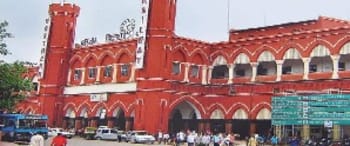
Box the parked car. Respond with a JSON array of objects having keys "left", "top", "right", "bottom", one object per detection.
[
  {"left": 48, "top": 128, "right": 75, "bottom": 139},
  {"left": 94, "top": 127, "right": 119, "bottom": 141},
  {"left": 128, "top": 130, "right": 155, "bottom": 144}
]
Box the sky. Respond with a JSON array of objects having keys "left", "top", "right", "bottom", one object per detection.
[{"left": 0, "top": 0, "right": 350, "bottom": 63}]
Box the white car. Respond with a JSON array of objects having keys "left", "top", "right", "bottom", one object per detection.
[
  {"left": 129, "top": 130, "right": 155, "bottom": 144},
  {"left": 94, "top": 128, "right": 119, "bottom": 140},
  {"left": 48, "top": 128, "right": 75, "bottom": 139}
]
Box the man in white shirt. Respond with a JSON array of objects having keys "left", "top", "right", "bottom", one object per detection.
[{"left": 30, "top": 132, "right": 45, "bottom": 146}]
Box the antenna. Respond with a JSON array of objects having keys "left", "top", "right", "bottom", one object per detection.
[
  {"left": 60, "top": 0, "right": 65, "bottom": 6},
  {"left": 227, "top": 0, "right": 231, "bottom": 33}
]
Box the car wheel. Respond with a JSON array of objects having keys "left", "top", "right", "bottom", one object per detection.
[{"left": 96, "top": 137, "right": 102, "bottom": 140}]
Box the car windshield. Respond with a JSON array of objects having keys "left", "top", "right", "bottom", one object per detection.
[{"left": 136, "top": 131, "right": 147, "bottom": 135}]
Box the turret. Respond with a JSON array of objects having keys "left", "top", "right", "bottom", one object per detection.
[
  {"left": 137, "top": 0, "right": 177, "bottom": 77},
  {"left": 39, "top": 3, "right": 79, "bottom": 95}
]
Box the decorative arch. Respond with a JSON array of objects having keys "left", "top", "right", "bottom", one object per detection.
[
  {"left": 250, "top": 102, "right": 271, "bottom": 119},
  {"left": 173, "top": 49, "right": 187, "bottom": 62},
  {"left": 256, "top": 108, "right": 271, "bottom": 119},
  {"left": 69, "top": 55, "right": 83, "bottom": 65},
  {"left": 232, "top": 108, "right": 248, "bottom": 119},
  {"left": 65, "top": 107, "right": 76, "bottom": 118},
  {"left": 168, "top": 95, "right": 206, "bottom": 119},
  {"left": 310, "top": 45, "right": 330, "bottom": 57},
  {"left": 98, "top": 51, "right": 115, "bottom": 65},
  {"left": 109, "top": 101, "right": 128, "bottom": 116},
  {"left": 117, "top": 53, "right": 131, "bottom": 63},
  {"left": 210, "top": 109, "right": 225, "bottom": 119},
  {"left": 191, "top": 53, "right": 205, "bottom": 64},
  {"left": 234, "top": 53, "right": 250, "bottom": 64},
  {"left": 77, "top": 105, "right": 90, "bottom": 118},
  {"left": 305, "top": 39, "right": 333, "bottom": 56},
  {"left": 190, "top": 48, "right": 209, "bottom": 64},
  {"left": 283, "top": 48, "right": 302, "bottom": 60},
  {"left": 340, "top": 42, "right": 350, "bottom": 55},
  {"left": 210, "top": 51, "right": 229, "bottom": 63},
  {"left": 257, "top": 50, "right": 275, "bottom": 62},
  {"left": 82, "top": 54, "right": 98, "bottom": 66}
]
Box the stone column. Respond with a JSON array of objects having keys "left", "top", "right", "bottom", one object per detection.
[
  {"left": 201, "top": 65, "right": 208, "bottom": 85},
  {"left": 250, "top": 62, "right": 258, "bottom": 82},
  {"left": 228, "top": 64, "right": 235, "bottom": 84},
  {"left": 129, "top": 63, "right": 136, "bottom": 82},
  {"left": 331, "top": 55, "right": 340, "bottom": 79},
  {"left": 107, "top": 117, "right": 114, "bottom": 128},
  {"left": 183, "top": 62, "right": 190, "bottom": 82},
  {"left": 67, "top": 68, "right": 72, "bottom": 85},
  {"left": 302, "top": 58, "right": 310, "bottom": 80},
  {"left": 112, "top": 64, "right": 118, "bottom": 83},
  {"left": 207, "top": 66, "right": 213, "bottom": 84},
  {"left": 276, "top": 60, "right": 284, "bottom": 81},
  {"left": 80, "top": 68, "right": 86, "bottom": 85},
  {"left": 225, "top": 120, "right": 232, "bottom": 134},
  {"left": 96, "top": 66, "right": 102, "bottom": 83}
]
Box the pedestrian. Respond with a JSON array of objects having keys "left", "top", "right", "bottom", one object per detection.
[
  {"left": 158, "top": 130, "right": 163, "bottom": 144},
  {"left": 213, "top": 133, "right": 222, "bottom": 146},
  {"left": 270, "top": 135, "right": 279, "bottom": 146},
  {"left": 248, "top": 135, "right": 257, "bottom": 146},
  {"left": 51, "top": 133, "right": 67, "bottom": 146},
  {"left": 30, "top": 132, "right": 45, "bottom": 146}
]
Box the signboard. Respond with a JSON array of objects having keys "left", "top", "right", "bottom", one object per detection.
[
  {"left": 272, "top": 94, "right": 350, "bottom": 125},
  {"left": 38, "top": 17, "right": 51, "bottom": 78},
  {"left": 135, "top": 0, "right": 151, "bottom": 69},
  {"left": 90, "top": 93, "right": 108, "bottom": 102}
]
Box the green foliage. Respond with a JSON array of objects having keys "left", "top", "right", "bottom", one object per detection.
[
  {"left": 0, "top": 21, "right": 13, "bottom": 56},
  {"left": 0, "top": 62, "right": 32, "bottom": 112}
]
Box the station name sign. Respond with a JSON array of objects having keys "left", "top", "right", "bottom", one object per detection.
[{"left": 135, "top": 0, "right": 150, "bottom": 69}]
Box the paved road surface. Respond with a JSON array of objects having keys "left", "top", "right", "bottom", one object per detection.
[{"left": 0, "top": 136, "right": 250, "bottom": 146}]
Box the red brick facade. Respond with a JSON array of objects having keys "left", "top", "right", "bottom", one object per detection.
[{"left": 16, "top": 1, "right": 350, "bottom": 137}]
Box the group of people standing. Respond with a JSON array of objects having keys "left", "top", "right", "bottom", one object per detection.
[
  {"left": 172, "top": 130, "right": 236, "bottom": 146},
  {"left": 29, "top": 132, "right": 67, "bottom": 146}
]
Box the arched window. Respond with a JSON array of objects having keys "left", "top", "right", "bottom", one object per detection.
[{"left": 212, "top": 56, "right": 228, "bottom": 79}]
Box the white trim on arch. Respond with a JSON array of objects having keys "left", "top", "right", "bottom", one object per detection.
[
  {"left": 311, "top": 45, "right": 330, "bottom": 57},
  {"left": 283, "top": 48, "right": 301, "bottom": 60},
  {"left": 257, "top": 51, "right": 275, "bottom": 62},
  {"left": 340, "top": 42, "right": 350, "bottom": 55},
  {"left": 232, "top": 108, "right": 248, "bottom": 119},
  {"left": 212, "top": 56, "right": 227, "bottom": 66},
  {"left": 210, "top": 109, "right": 224, "bottom": 119},
  {"left": 234, "top": 53, "right": 250, "bottom": 64},
  {"left": 256, "top": 108, "right": 271, "bottom": 120}
]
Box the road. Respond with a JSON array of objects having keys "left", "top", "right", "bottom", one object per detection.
[{"left": 0, "top": 136, "right": 250, "bottom": 146}]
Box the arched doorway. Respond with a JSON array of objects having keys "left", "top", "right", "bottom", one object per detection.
[
  {"left": 256, "top": 108, "right": 272, "bottom": 137},
  {"left": 210, "top": 109, "right": 225, "bottom": 134},
  {"left": 80, "top": 107, "right": 89, "bottom": 128},
  {"left": 65, "top": 108, "right": 76, "bottom": 129},
  {"left": 96, "top": 107, "right": 107, "bottom": 126},
  {"left": 168, "top": 101, "right": 201, "bottom": 134},
  {"left": 112, "top": 107, "right": 126, "bottom": 130},
  {"left": 232, "top": 108, "right": 249, "bottom": 139}
]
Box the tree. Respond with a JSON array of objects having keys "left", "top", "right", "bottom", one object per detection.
[
  {"left": 0, "top": 62, "right": 33, "bottom": 112},
  {"left": 0, "top": 21, "right": 12, "bottom": 55}
]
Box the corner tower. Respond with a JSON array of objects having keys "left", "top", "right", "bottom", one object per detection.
[
  {"left": 133, "top": 0, "right": 177, "bottom": 133},
  {"left": 137, "top": 0, "right": 177, "bottom": 77},
  {"left": 39, "top": 3, "right": 79, "bottom": 126}
]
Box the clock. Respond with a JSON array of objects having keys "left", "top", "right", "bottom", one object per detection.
[{"left": 120, "top": 18, "right": 136, "bottom": 34}]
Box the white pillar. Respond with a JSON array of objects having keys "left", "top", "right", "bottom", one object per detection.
[
  {"left": 112, "top": 63, "right": 118, "bottom": 83},
  {"left": 276, "top": 60, "right": 284, "bottom": 81},
  {"left": 183, "top": 62, "right": 190, "bottom": 82},
  {"left": 228, "top": 64, "right": 234, "bottom": 84},
  {"left": 80, "top": 68, "right": 86, "bottom": 85},
  {"left": 201, "top": 65, "right": 208, "bottom": 85},
  {"left": 331, "top": 55, "right": 340, "bottom": 79},
  {"left": 96, "top": 66, "right": 102, "bottom": 83},
  {"left": 302, "top": 58, "right": 310, "bottom": 80},
  {"left": 207, "top": 66, "right": 213, "bottom": 84},
  {"left": 250, "top": 62, "right": 258, "bottom": 82},
  {"left": 67, "top": 68, "right": 72, "bottom": 85},
  {"left": 129, "top": 63, "right": 136, "bottom": 82}
]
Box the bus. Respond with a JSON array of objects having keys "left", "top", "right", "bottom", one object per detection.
[{"left": 0, "top": 113, "right": 49, "bottom": 142}]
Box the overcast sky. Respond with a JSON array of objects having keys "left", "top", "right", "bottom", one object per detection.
[{"left": 0, "top": 0, "right": 350, "bottom": 63}]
